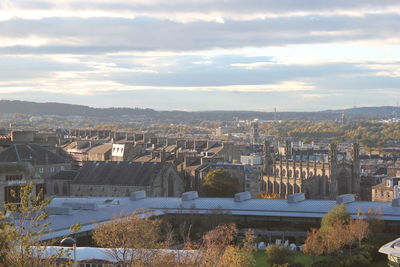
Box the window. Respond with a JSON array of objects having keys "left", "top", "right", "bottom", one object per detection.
[
  {"left": 38, "top": 168, "right": 44, "bottom": 174},
  {"left": 4, "top": 186, "right": 21, "bottom": 204},
  {"left": 6, "top": 175, "right": 23, "bottom": 181}
]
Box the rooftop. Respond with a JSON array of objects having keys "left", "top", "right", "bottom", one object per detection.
[
  {"left": 0, "top": 144, "right": 68, "bottom": 165},
  {"left": 71, "top": 161, "right": 171, "bottom": 186},
  {"left": 25, "top": 193, "right": 400, "bottom": 241},
  {"left": 379, "top": 237, "right": 400, "bottom": 258}
]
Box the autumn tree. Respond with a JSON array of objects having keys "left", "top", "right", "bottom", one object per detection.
[
  {"left": 304, "top": 204, "right": 370, "bottom": 258},
  {"left": 218, "top": 229, "right": 256, "bottom": 267},
  {"left": 93, "top": 211, "right": 165, "bottom": 266},
  {"left": 320, "top": 203, "right": 350, "bottom": 233},
  {"left": 1, "top": 183, "right": 74, "bottom": 267},
  {"left": 265, "top": 245, "right": 293, "bottom": 265},
  {"left": 201, "top": 170, "right": 239, "bottom": 197},
  {"left": 304, "top": 228, "right": 324, "bottom": 259},
  {"left": 256, "top": 192, "right": 283, "bottom": 199},
  {"left": 192, "top": 223, "right": 255, "bottom": 267}
]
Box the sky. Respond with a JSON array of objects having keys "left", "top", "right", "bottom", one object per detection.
[{"left": 0, "top": 1, "right": 400, "bottom": 111}]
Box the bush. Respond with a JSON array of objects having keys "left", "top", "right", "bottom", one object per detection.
[
  {"left": 311, "top": 257, "right": 342, "bottom": 267},
  {"left": 266, "top": 245, "right": 293, "bottom": 265},
  {"left": 342, "top": 250, "right": 372, "bottom": 267},
  {"left": 287, "top": 262, "right": 305, "bottom": 267},
  {"left": 364, "top": 234, "right": 393, "bottom": 261}
]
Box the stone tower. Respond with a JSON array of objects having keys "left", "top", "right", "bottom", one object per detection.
[
  {"left": 263, "top": 140, "right": 273, "bottom": 176},
  {"left": 351, "top": 142, "right": 361, "bottom": 195}
]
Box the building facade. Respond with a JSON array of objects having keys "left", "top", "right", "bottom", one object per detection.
[
  {"left": 0, "top": 162, "right": 45, "bottom": 209},
  {"left": 47, "top": 161, "right": 184, "bottom": 198},
  {"left": 263, "top": 141, "right": 361, "bottom": 200},
  {"left": 372, "top": 177, "right": 400, "bottom": 202}
]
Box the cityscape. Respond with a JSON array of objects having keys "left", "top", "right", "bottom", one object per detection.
[{"left": 1, "top": 1, "right": 400, "bottom": 267}]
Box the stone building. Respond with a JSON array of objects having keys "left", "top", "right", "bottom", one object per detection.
[
  {"left": 262, "top": 141, "right": 361, "bottom": 200},
  {"left": 111, "top": 142, "right": 146, "bottom": 161},
  {"left": 87, "top": 143, "right": 112, "bottom": 161},
  {"left": 0, "top": 162, "right": 45, "bottom": 208},
  {"left": 46, "top": 170, "right": 78, "bottom": 197},
  {"left": 47, "top": 161, "right": 184, "bottom": 198},
  {"left": 205, "top": 142, "right": 244, "bottom": 162},
  {"left": 372, "top": 177, "right": 400, "bottom": 202},
  {"left": 0, "top": 144, "right": 71, "bottom": 179}
]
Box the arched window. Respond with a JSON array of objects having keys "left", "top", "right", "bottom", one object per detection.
[
  {"left": 62, "top": 182, "right": 68, "bottom": 195},
  {"left": 325, "top": 178, "right": 330, "bottom": 195},
  {"left": 53, "top": 183, "right": 59, "bottom": 195},
  {"left": 168, "top": 174, "right": 174, "bottom": 197},
  {"left": 288, "top": 170, "right": 293, "bottom": 178}
]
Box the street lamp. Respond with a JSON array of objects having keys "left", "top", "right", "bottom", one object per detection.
[{"left": 60, "top": 237, "right": 77, "bottom": 267}]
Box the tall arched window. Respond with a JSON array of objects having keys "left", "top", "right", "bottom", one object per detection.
[
  {"left": 62, "top": 182, "right": 68, "bottom": 195},
  {"left": 168, "top": 174, "right": 174, "bottom": 197},
  {"left": 53, "top": 183, "right": 59, "bottom": 195}
]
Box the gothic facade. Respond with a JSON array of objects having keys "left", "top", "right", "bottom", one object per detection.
[{"left": 262, "top": 141, "right": 360, "bottom": 200}]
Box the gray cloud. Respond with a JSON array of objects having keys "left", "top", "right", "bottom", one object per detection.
[
  {"left": 1, "top": 1, "right": 399, "bottom": 110},
  {"left": 0, "top": 14, "right": 399, "bottom": 54}
]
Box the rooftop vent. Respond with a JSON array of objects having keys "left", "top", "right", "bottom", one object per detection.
[
  {"left": 130, "top": 190, "right": 146, "bottom": 201},
  {"left": 45, "top": 206, "right": 72, "bottom": 215},
  {"left": 234, "top": 192, "right": 252, "bottom": 202},
  {"left": 62, "top": 202, "right": 99, "bottom": 211},
  {"left": 336, "top": 194, "right": 355, "bottom": 204},
  {"left": 287, "top": 193, "right": 306, "bottom": 203},
  {"left": 181, "top": 191, "right": 199, "bottom": 201}
]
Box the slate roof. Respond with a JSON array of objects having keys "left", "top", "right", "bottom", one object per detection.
[
  {"left": 71, "top": 161, "right": 170, "bottom": 186},
  {"left": 0, "top": 144, "right": 68, "bottom": 165},
  {"left": 48, "top": 170, "right": 78, "bottom": 181},
  {"left": 87, "top": 143, "right": 112, "bottom": 155}
]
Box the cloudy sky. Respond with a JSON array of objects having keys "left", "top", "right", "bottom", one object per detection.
[{"left": 1, "top": 0, "right": 400, "bottom": 111}]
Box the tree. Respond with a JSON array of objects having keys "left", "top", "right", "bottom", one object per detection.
[
  {"left": 193, "top": 223, "right": 255, "bottom": 267},
  {"left": 1, "top": 183, "right": 75, "bottom": 267},
  {"left": 364, "top": 208, "right": 384, "bottom": 233},
  {"left": 256, "top": 192, "right": 283, "bottom": 199},
  {"left": 304, "top": 228, "right": 325, "bottom": 259},
  {"left": 93, "top": 211, "right": 165, "bottom": 266},
  {"left": 349, "top": 218, "right": 370, "bottom": 247},
  {"left": 201, "top": 170, "right": 239, "bottom": 197},
  {"left": 320, "top": 203, "right": 350, "bottom": 233},
  {"left": 305, "top": 205, "right": 371, "bottom": 259},
  {"left": 265, "top": 245, "right": 293, "bottom": 265}
]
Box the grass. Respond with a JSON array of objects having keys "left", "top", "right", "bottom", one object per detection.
[{"left": 253, "top": 250, "right": 388, "bottom": 267}]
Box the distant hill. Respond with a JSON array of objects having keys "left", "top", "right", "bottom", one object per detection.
[
  {"left": 0, "top": 100, "right": 158, "bottom": 118},
  {"left": 0, "top": 100, "right": 399, "bottom": 121}
]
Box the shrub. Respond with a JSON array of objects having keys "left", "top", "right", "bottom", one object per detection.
[
  {"left": 311, "top": 257, "right": 342, "bottom": 267},
  {"left": 342, "top": 251, "right": 372, "bottom": 267},
  {"left": 265, "top": 245, "right": 293, "bottom": 265},
  {"left": 287, "top": 262, "right": 305, "bottom": 267}
]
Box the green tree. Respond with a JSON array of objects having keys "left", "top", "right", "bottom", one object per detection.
[
  {"left": 201, "top": 170, "right": 239, "bottom": 197},
  {"left": 320, "top": 203, "right": 351, "bottom": 233},
  {"left": 1, "top": 183, "right": 77, "bottom": 267}
]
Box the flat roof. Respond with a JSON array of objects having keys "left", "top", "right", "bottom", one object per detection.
[
  {"left": 16, "top": 196, "right": 400, "bottom": 241},
  {"left": 379, "top": 237, "right": 400, "bottom": 258}
]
